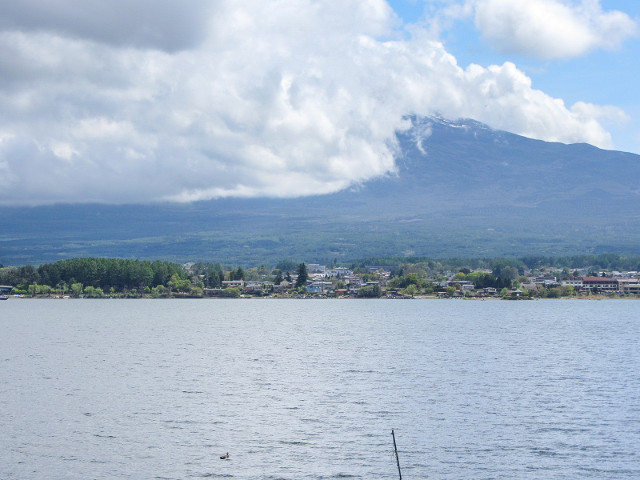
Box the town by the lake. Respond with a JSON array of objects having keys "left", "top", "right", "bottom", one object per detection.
[{"left": 2, "top": 256, "right": 640, "bottom": 300}]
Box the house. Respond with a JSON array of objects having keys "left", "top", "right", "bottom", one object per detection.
[
  {"left": 478, "top": 287, "right": 497, "bottom": 296},
  {"left": 306, "top": 281, "right": 333, "bottom": 294},
  {"left": 306, "top": 264, "right": 326, "bottom": 274},
  {"left": 182, "top": 262, "right": 196, "bottom": 273},
  {"left": 326, "top": 267, "right": 352, "bottom": 279},
  {"left": 222, "top": 280, "right": 244, "bottom": 289},
  {"left": 366, "top": 266, "right": 393, "bottom": 276},
  {"left": 273, "top": 280, "right": 291, "bottom": 293},
  {"left": 533, "top": 276, "right": 558, "bottom": 287},
  {"left": 345, "top": 276, "right": 362, "bottom": 288},
  {"left": 245, "top": 281, "right": 271, "bottom": 294}
]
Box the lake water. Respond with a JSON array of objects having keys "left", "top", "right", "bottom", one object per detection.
[{"left": 1, "top": 299, "right": 639, "bottom": 479}]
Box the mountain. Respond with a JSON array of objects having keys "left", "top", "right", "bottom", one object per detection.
[{"left": 2, "top": 116, "right": 640, "bottom": 266}]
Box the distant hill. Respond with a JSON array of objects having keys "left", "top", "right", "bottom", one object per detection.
[{"left": 2, "top": 116, "right": 639, "bottom": 266}]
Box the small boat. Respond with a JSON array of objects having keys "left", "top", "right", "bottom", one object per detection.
[
  {"left": 0, "top": 295, "right": 8, "bottom": 300},
  {"left": 220, "top": 452, "right": 229, "bottom": 460}
]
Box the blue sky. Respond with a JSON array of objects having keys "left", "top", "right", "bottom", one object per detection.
[
  {"left": 388, "top": 0, "right": 640, "bottom": 154},
  {"left": 0, "top": 0, "right": 638, "bottom": 205}
]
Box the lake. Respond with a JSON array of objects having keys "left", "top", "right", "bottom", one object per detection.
[{"left": 1, "top": 299, "right": 639, "bottom": 479}]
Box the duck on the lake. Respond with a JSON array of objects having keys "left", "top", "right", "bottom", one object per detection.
[{"left": 220, "top": 452, "right": 229, "bottom": 459}]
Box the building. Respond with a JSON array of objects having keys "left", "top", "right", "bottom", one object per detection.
[
  {"left": 477, "top": 287, "right": 497, "bottom": 296},
  {"left": 561, "top": 276, "right": 583, "bottom": 289},
  {"left": 306, "top": 281, "right": 333, "bottom": 294},
  {"left": 245, "top": 281, "right": 272, "bottom": 294},
  {"left": 273, "top": 280, "right": 291, "bottom": 293},
  {"left": 581, "top": 277, "right": 617, "bottom": 292},
  {"left": 533, "top": 276, "right": 558, "bottom": 287},
  {"left": 345, "top": 276, "right": 362, "bottom": 288},
  {"left": 617, "top": 279, "right": 640, "bottom": 294},
  {"left": 326, "top": 267, "right": 351, "bottom": 279}
]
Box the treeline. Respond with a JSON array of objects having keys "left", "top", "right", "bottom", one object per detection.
[
  {"left": 1, "top": 258, "right": 188, "bottom": 295},
  {"left": 353, "top": 253, "right": 640, "bottom": 275},
  {"left": 518, "top": 253, "right": 640, "bottom": 271}
]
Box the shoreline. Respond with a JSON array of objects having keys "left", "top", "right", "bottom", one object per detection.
[{"left": 4, "top": 294, "right": 637, "bottom": 301}]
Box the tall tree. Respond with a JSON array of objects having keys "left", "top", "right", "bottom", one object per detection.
[
  {"left": 231, "top": 267, "right": 245, "bottom": 281},
  {"left": 295, "top": 263, "right": 308, "bottom": 288}
]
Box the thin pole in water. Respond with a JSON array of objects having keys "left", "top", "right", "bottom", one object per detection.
[{"left": 392, "top": 429, "right": 402, "bottom": 480}]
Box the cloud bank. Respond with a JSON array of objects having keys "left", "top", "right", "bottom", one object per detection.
[
  {"left": 472, "top": 0, "right": 638, "bottom": 59},
  {"left": 0, "top": 0, "right": 633, "bottom": 205}
]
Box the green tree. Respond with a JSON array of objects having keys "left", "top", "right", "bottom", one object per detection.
[
  {"left": 56, "top": 281, "right": 68, "bottom": 296},
  {"left": 358, "top": 284, "right": 381, "bottom": 298},
  {"left": 37, "top": 284, "right": 52, "bottom": 296},
  {"left": 220, "top": 287, "right": 242, "bottom": 298},
  {"left": 20, "top": 265, "right": 39, "bottom": 286},
  {"left": 452, "top": 272, "right": 467, "bottom": 281},
  {"left": 276, "top": 259, "right": 298, "bottom": 272},
  {"left": 295, "top": 263, "right": 308, "bottom": 288},
  {"left": 84, "top": 286, "right": 104, "bottom": 298},
  {"left": 71, "top": 283, "right": 84, "bottom": 297},
  {"left": 231, "top": 267, "right": 245, "bottom": 281},
  {"left": 189, "top": 284, "right": 204, "bottom": 297},
  {"left": 151, "top": 285, "right": 168, "bottom": 298},
  {"left": 404, "top": 284, "right": 418, "bottom": 297},
  {"left": 548, "top": 287, "right": 568, "bottom": 298},
  {"left": 168, "top": 273, "right": 190, "bottom": 294}
]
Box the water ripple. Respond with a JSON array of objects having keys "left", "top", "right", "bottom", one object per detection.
[{"left": 1, "top": 299, "right": 639, "bottom": 479}]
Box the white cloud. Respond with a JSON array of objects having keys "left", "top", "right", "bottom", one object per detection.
[
  {"left": 571, "top": 101, "right": 631, "bottom": 124},
  {"left": 0, "top": 0, "right": 630, "bottom": 205},
  {"left": 471, "top": 0, "right": 638, "bottom": 59}
]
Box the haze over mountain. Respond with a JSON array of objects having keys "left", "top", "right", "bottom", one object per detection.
[{"left": 1, "top": 116, "right": 639, "bottom": 266}]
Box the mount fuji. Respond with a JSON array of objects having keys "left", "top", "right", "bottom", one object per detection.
[{"left": 2, "top": 117, "right": 639, "bottom": 266}]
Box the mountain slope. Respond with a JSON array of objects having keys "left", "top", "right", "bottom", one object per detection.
[
  {"left": 2, "top": 117, "right": 639, "bottom": 266},
  {"left": 378, "top": 116, "right": 639, "bottom": 209}
]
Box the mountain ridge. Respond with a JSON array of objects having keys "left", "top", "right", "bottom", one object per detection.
[{"left": 1, "top": 116, "right": 639, "bottom": 266}]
